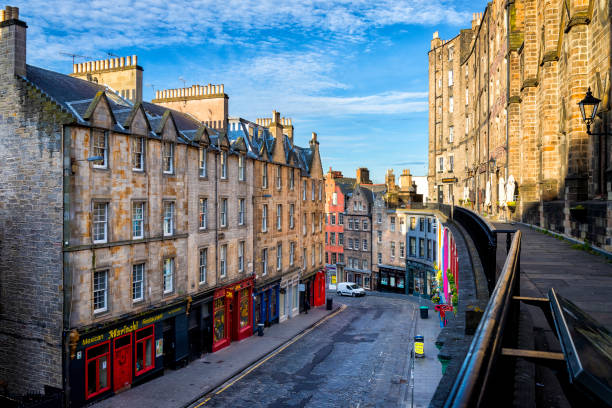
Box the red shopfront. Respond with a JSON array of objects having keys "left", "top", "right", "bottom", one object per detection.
[
  {"left": 311, "top": 270, "right": 326, "bottom": 307},
  {"left": 69, "top": 304, "right": 187, "bottom": 407},
  {"left": 212, "top": 277, "right": 254, "bottom": 352}
]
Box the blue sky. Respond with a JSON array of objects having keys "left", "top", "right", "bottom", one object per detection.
[{"left": 19, "top": 0, "right": 487, "bottom": 183}]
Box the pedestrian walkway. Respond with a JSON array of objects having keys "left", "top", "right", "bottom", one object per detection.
[
  {"left": 494, "top": 223, "right": 612, "bottom": 330},
  {"left": 93, "top": 305, "right": 342, "bottom": 408}
]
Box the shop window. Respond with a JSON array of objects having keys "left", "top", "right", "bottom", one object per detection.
[
  {"left": 85, "top": 341, "right": 110, "bottom": 399},
  {"left": 240, "top": 288, "right": 250, "bottom": 328},
  {"left": 135, "top": 325, "right": 154, "bottom": 376},
  {"left": 214, "top": 297, "right": 226, "bottom": 343},
  {"left": 381, "top": 274, "right": 388, "bottom": 285}
]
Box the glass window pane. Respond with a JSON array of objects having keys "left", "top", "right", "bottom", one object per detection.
[{"left": 98, "top": 356, "right": 107, "bottom": 389}]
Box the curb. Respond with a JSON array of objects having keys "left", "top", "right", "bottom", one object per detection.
[{"left": 184, "top": 304, "right": 346, "bottom": 407}]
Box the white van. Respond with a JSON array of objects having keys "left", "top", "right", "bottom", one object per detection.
[{"left": 336, "top": 282, "right": 366, "bottom": 297}]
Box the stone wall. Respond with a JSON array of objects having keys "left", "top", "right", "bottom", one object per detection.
[{"left": 0, "top": 77, "right": 66, "bottom": 393}]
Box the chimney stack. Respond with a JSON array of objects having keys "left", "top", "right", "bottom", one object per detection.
[
  {"left": 356, "top": 167, "right": 371, "bottom": 185},
  {"left": 430, "top": 31, "right": 442, "bottom": 50},
  {"left": 0, "top": 5, "right": 27, "bottom": 77}
]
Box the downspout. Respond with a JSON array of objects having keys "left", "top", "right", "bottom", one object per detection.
[
  {"left": 62, "top": 124, "right": 72, "bottom": 407},
  {"left": 506, "top": 2, "right": 512, "bottom": 186},
  {"left": 487, "top": 9, "right": 491, "bottom": 213},
  {"left": 215, "top": 150, "right": 219, "bottom": 286}
]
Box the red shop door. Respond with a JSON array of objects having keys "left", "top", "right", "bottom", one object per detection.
[{"left": 113, "top": 334, "right": 132, "bottom": 392}]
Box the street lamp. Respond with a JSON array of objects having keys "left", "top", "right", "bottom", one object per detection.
[
  {"left": 578, "top": 87, "right": 609, "bottom": 197},
  {"left": 578, "top": 87, "right": 602, "bottom": 134}
]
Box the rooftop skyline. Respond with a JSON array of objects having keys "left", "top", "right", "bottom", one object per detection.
[{"left": 19, "top": 0, "right": 487, "bottom": 182}]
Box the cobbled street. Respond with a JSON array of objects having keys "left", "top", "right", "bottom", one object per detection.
[{"left": 191, "top": 294, "right": 440, "bottom": 408}]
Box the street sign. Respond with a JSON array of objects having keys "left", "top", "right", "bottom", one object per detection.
[{"left": 441, "top": 177, "right": 458, "bottom": 183}]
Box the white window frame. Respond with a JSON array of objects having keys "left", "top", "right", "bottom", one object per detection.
[
  {"left": 262, "top": 248, "right": 268, "bottom": 276},
  {"left": 220, "top": 245, "right": 227, "bottom": 278},
  {"left": 439, "top": 157, "right": 444, "bottom": 172},
  {"left": 238, "top": 155, "right": 245, "bottom": 181},
  {"left": 199, "top": 198, "right": 208, "bottom": 230},
  {"left": 302, "top": 213, "right": 306, "bottom": 236},
  {"left": 199, "top": 248, "right": 207, "bottom": 284},
  {"left": 390, "top": 217, "right": 396, "bottom": 232},
  {"left": 277, "top": 204, "right": 282, "bottom": 231},
  {"left": 162, "top": 142, "right": 174, "bottom": 174},
  {"left": 276, "top": 243, "right": 282, "bottom": 270},
  {"left": 93, "top": 202, "right": 108, "bottom": 244},
  {"left": 449, "top": 96, "right": 454, "bottom": 113},
  {"left": 449, "top": 126, "right": 454, "bottom": 143},
  {"left": 290, "top": 242, "right": 295, "bottom": 266},
  {"left": 92, "top": 130, "right": 108, "bottom": 169},
  {"left": 311, "top": 180, "right": 315, "bottom": 201},
  {"left": 132, "top": 201, "right": 144, "bottom": 239},
  {"left": 311, "top": 245, "right": 315, "bottom": 266},
  {"left": 400, "top": 242, "right": 405, "bottom": 258},
  {"left": 132, "top": 136, "right": 144, "bottom": 171},
  {"left": 276, "top": 165, "right": 282, "bottom": 189},
  {"left": 132, "top": 263, "right": 144, "bottom": 302},
  {"left": 93, "top": 269, "right": 108, "bottom": 313},
  {"left": 303, "top": 248, "right": 306, "bottom": 269},
  {"left": 262, "top": 204, "right": 268, "bottom": 232},
  {"left": 363, "top": 239, "right": 367, "bottom": 251},
  {"left": 377, "top": 252, "right": 382, "bottom": 264},
  {"left": 238, "top": 241, "right": 244, "bottom": 272},
  {"left": 163, "top": 258, "right": 174, "bottom": 294},
  {"left": 239, "top": 198, "right": 245, "bottom": 226},
  {"left": 262, "top": 164, "right": 268, "bottom": 188},
  {"left": 220, "top": 198, "right": 227, "bottom": 228},
  {"left": 311, "top": 212, "right": 315, "bottom": 233},
  {"left": 163, "top": 201, "right": 174, "bottom": 237},
  {"left": 391, "top": 242, "right": 396, "bottom": 258},
  {"left": 449, "top": 155, "right": 454, "bottom": 172},
  {"left": 221, "top": 151, "right": 228, "bottom": 179},
  {"left": 448, "top": 70, "right": 453, "bottom": 86},
  {"left": 302, "top": 180, "right": 307, "bottom": 200},
  {"left": 289, "top": 204, "right": 295, "bottom": 229},
  {"left": 289, "top": 169, "right": 295, "bottom": 190},
  {"left": 199, "top": 147, "right": 207, "bottom": 177},
  {"left": 318, "top": 182, "right": 322, "bottom": 201},
  {"left": 377, "top": 230, "right": 382, "bottom": 243}
]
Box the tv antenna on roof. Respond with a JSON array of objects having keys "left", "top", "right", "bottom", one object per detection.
[
  {"left": 60, "top": 52, "right": 94, "bottom": 64},
  {"left": 105, "top": 51, "right": 120, "bottom": 58}
]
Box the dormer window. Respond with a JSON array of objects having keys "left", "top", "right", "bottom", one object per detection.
[
  {"left": 92, "top": 130, "right": 108, "bottom": 169},
  {"left": 162, "top": 142, "right": 174, "bottom": 174}
]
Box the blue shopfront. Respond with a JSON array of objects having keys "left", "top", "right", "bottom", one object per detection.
[{"left": 253, "top": 281, "right": 280, "bottom": 333}]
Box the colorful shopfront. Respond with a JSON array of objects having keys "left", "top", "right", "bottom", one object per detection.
[
  {"left": 212, "top": 277, "right": 254, "bottom": 352},
  {"left": 378, "top": 265, "right": 407, "bottom": 294},
  {"left": 311, "top": 270, "right": 326, "bottom": 307},
  {"left": 68, "top": 303, "right": 188, "bottom": 407},
  {"left": 253, "top": 280, "right": 280, "bottom": 333}
]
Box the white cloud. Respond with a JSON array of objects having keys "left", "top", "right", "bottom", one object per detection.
[{"left": 17, "top": 0, "right": 471, "bottom": 65}]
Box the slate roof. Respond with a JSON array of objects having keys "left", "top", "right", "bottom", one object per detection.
[{"left": 24, "top": 63, "right": 319, "bottom": 176}]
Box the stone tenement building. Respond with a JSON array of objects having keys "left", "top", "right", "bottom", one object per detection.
[
  {"left": 0, "top": 6, "right": 325, "bottom": 406},
  {"left": 428, "top": 0, "right": 612, "bottom": 250}
]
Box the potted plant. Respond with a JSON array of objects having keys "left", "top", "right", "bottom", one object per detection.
[
  {"left": 506, "top": 201, "right": 516, "bottom": 212},
  {"left": 431, "top": 294, "right": 441, "bottom": 304}
]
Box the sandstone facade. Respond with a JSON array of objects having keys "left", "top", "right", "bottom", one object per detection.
[{"left": 428, "top": 0, "right": 612, "bottom": 250}]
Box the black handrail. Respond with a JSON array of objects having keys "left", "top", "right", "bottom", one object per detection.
[
  {"left": 443, "top": 230, "right": 522, "bottom": 407},
  {"left": 452, "top": 206, "right": 498, "bottom": 294}
]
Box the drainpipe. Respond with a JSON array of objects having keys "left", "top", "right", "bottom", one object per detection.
[
  {"left": 215, "top": 150, "right": 219, "bottom": 286},
  {"left": 505, "top": 2, "right": 512, "bottom": 188},
  {"left": 62, "top": 124, "right": 72, "bottom": 407}
]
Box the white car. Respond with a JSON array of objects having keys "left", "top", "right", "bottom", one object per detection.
[{"left": 336, "top": 282, "right": 366, "bottom": 297}]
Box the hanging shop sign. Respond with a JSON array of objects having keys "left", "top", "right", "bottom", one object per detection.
[{"left": 441, "top": 177, "right": 458, "bottom": 184}]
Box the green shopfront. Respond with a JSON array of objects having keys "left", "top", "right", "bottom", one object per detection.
[{"left": 67, "top": 302, "right": 188, "bottom": 407}]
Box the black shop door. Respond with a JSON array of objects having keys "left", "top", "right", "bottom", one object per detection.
[{"left": 163, "top": 318, "right": 176, "bottom": 369}]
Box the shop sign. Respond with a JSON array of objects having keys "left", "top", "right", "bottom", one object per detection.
[
  {"left": 299, "top": 284, "right": 305, "bottom": 292},
  {"left": 331, "top": 275, "right": 337, "bottom": 284},
  {"left": 80, "top": 305, "right": 185, "bottom": 347}
]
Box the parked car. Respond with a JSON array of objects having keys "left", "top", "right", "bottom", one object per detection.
[{"left": 337, "top": 282, "right": 366, "bottom": 297}]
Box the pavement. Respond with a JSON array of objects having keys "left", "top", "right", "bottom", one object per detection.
[
  {"left": 93, "top": 293, "right": 443, "bottom": 408},
  {"left": 494, "top": 222, "right": 612, "bottom": 407},
  {"left": 494, "top": 222, "right": 612, "bottom": 330}
]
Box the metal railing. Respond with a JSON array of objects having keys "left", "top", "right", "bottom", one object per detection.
[
  {"left": 452, "top": 206, "right": 498, "bottom": 294},
  {"left": 443, "top": 225, "right": 522, "bottom": 407}
]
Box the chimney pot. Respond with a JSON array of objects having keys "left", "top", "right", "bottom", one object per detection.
[
  {"left": 220, "top": 84, "right": 224, "bottom": 93},
  {"left": 126, "top": 56, "right": 131, "bottom": 66},
  {"left": 132, "top": 55, "right": 137, "bottom": 66},
  {"left": 120, "top": 57, "right": 125, "bottom": 67}
]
